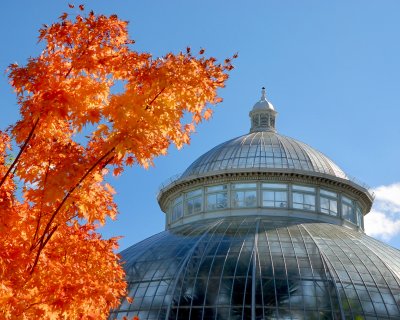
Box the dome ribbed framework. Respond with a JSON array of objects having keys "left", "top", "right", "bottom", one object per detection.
[
  {"left": 110, "top": 217, "right": 400, "bottom": 319},
  {"left": 181, "top": 131, "right": 347, "bottom": 180}
]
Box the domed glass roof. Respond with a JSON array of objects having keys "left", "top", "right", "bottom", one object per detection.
[
  {"left": 109, "top": 217, "right": 400, "bottom": 319},
  {"left": 181, "top": 131, "right": 347, "bottom": 179}
]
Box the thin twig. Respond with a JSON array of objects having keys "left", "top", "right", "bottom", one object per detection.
[{"left": 145, "top": 87, "right": 166, "bottom": 110}]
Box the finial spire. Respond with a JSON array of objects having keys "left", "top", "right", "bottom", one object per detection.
[
  {"left": 261, "top": 87, "right": 266, "bottom": 101},
  {"left": 249, "top": 87, "right": 277, "bottom": 133}
]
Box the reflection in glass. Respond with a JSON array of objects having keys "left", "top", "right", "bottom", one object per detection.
[
  {"left": 356, "top": 205, "right": 363, "bottom": 228},
  {"left": 342, "top": 196, "right": 356, "bottom": 224},
  {"left": 185, "top": 196, "right": 202, "bottom": 215},
  {"left": 207, "top": 185, "right": 227, "bottom": 192},
  {"left": 207, "top": 192, "right": 228, "bottom": 210},
  {"left": 232, "top": 183, "right": 257, "bottom": 189},
  {"left": 262, "top": 190, "right": 287, "bottom": 208},
  {"left": 233, "top": 190, "right": 257, "bottom": 208},
  {"left": 320, "top": 196, "right": 338, "bottom": 216},
  {"left": 171, "top": 196, "right": 183, "bottom": 222},
  {"left": 293, "top": 192, "right": 316, "bottom": 211},
  {"left": 185, "top": 189, "right": 203, "bottom": 215},
  {"left": 109, "top": 217, "right": 400, "bottom": 320}
]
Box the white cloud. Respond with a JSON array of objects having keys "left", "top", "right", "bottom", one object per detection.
[{"left": 364, "top": 183, "right": 400, "bottom": 241}]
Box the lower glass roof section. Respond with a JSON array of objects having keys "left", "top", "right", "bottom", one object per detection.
[{"left": 110, "top": 217, "right": 400, "bottom": 320}]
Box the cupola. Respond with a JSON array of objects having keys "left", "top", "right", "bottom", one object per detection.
[{"left": 249, "top": 87, "right": 277, "bottom": 133}]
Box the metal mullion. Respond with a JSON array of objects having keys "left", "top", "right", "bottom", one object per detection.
[
  {"left": 259, "top": 132, "right": 267, "bottom": 167},
  {"left": 247, "top": 132, "right": 258, "bottom": 168},
  {"left": 285, "top": 136, "right": 308, "bottom": 171},
  {"left": 214, "top": 218, "right": 249, "bottom": 316},
  {"left": 316, "top": 187, "right": 321, "bottom": 215},
  {"left": 361, "top": 236, "right": 400, "bottom": 286},
  {"left": 303, "top": 225, "right": 366, "bottom": 319},
  {"left": 200, "top": 221, "right": 233, "bottom": 317},
  {"left": 287, "top": 226, "right": 307, "bottom": 317},
  {"left": 301, "top": 225, "right": 347, "bottom": 319},
  {"left": 163, "top": 220, "right": 223, "bottom": 320},
  {"left": 296, "top": 141, "right": 316, "bottom": 172},
  {"left": 276, "top": 227, "right": 293, "bottom": 314},
  {"left": 254, "top": 221, "right": 266, "bottom": 317},
  {"left": 203, "top": 144, "right": 223, "bottom": 174},
  {"left": 275, "top": 134, "right": 291, "bottom": 169},
  {"left": 264, "top": 222, "right": 280, "bottom": 318},
  {"left": 241, "top": 225, "right": 257, "bottom": 319},
  {"left": 226, "top": 220, "right": 254, "bottom": 320},
  {"left": 328, "top": 233, "right": 379, "bottom": 317},
  {"left": 298, "top": 225, "right": 337, "bottom": 318},
  {"left": 251, "top": 219, "right": 260, "bottom": 320},
  {"left": 339, "top": 228, "right": 400, "bottom": 317},
  {"left": 266, "top": 133, "right": 274, "bottom": 167},
  {"left": 185, "top": 222, "right": 228, "bottom": 320},
  {"left": 128, "top": 229, "right": 196, "bottom": 316},
  {"left": 229, "top": 136, "right": 245, "bottom": 169},
  {"left": 154, "top": 226, "right": 206, "bottom": 318}
]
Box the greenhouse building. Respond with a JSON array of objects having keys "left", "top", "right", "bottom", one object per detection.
[{"left": 109, "top": 88, "right": 400, "bottom": 320}]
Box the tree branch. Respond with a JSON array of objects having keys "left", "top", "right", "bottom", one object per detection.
[
  {"left": 29, "top": 147, "right": 116, "bottom": 273},
  {"left": 145, "top": 87, "right": 166, "bottom": 110},
  {"left": 0, "top": 117, "right": 40, "bottom": 189}
]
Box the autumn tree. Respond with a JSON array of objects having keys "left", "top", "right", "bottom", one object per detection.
[{"left": 0, "top": 5, "right": 233, "bottom": 319}]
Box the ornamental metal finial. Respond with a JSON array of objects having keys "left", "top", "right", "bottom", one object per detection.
[{"left": 261, "top": 87, "right": 266, "bottom": 101}]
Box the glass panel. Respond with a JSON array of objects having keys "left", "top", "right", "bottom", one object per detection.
[
  {"left": 233, "top": 190, "right": 257, "bottom": 207},
  {"left": 356, "top": 205, "right": 363, "bottom": 228},
  {"left": 275, "top": 191, "right": 287, "bottom": 203},
  {"left": 185, "top": 196, "right": 203, "bottom": 215},
  {"left": 262, "top": 191, "right": 287, "bottom": 208},
  {"left": 206, "top": 185, "right": 227, "bottom": 192},
  {"left": 232, "top": 183, "right": 257, "bottom": 189},
  {"left": 321, "top": 196, "right": 338, "bottom": 216},
  {"left": 330, "top": 199, "right": 338, "bottom": 215},
  {"left": 206, "top": 192, "right": 228, "bottom": 210},
  {"left": 264, "top": 191, "right": 274, "bottom": 201},
  {"left": 173, "top": 195, "right": 183, "bottom": 205},
  {"left": 293, "top": 193, "right": 303, "bottom": 204},
  {"left": 320, "top": 197, "right": 330, "bottom": 214},
  {"left": 304, "top": 194, "right": 316, "bottom": 210},
  {"left": 186, "top": 188, "right": 202, "bottom": 198},
  {"left": 171, "top": 202, "right": 183, "bottom": 222},
  {"left": 293, "top": 192, "right": 315, "bottom": 211},
  {"left": 342, "top": 202, "right": 356, "bottom": 224},
  {"left": 342, "top": 195, "right": 353, "bottom": 205},
  {"left": 293, "top": 185, "right": 315, "bottom": 192},
  {"left": 262, "top": 183, "right": 288, "bottom": 189},
  {"left": 320, "top": 189, "right": 337, "bottom": 198}
]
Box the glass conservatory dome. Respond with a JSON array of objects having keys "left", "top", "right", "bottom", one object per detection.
[{"left": 109, "top": 88, "right": 400, "bottom": 320}]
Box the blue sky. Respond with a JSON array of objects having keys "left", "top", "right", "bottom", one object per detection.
[{"left": 1, "top": 1, "right": 400, "bottom": 249}]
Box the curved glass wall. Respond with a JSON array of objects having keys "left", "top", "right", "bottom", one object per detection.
[
  {"left": 167, "top": 182, "right": 365, "bottom": 229},
  {"left": 109, "top": 217, "right": 400, "bottom": 320}
]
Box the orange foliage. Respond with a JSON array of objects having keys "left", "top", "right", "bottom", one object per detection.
[{"left": 0, "top": 6, "right": 233, "bottom": 319}]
